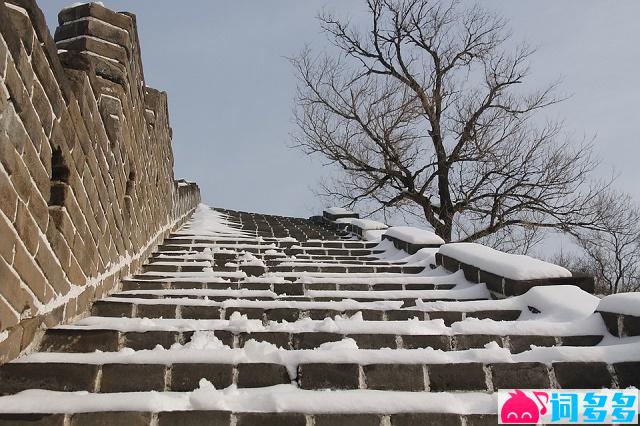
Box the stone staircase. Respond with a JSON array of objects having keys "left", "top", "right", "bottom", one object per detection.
[{"left": 0, "top": 206, "right": 637, "bottom": 425}]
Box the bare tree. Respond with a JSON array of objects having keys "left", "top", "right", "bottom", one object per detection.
[
  {"left": 291, "top": 0, "right": 604, "bottom": 246},
  {"left": 569, "top": 191, "right": 640, "bottom": 294}
]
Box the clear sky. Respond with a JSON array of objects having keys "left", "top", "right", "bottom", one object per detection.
[{"left": 40, "top": 1, "right": 640, "bottom": 220}]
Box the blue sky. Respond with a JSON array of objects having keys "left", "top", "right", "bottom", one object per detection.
[{"left": 40, "top": 1, "right": 640, "bottom": 221}]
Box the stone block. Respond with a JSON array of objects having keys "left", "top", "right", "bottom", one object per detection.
[
  {"left": 390, "top": 413, "right": 462, "bottom": 426},
  {"left": 508, "top": 335, "right": 556, "bottom": 354},
  {"left": 613, "top": 362, "right": 640, "bottom": 388},
  {"left": 553, "top": 362, "right": 612, "bottom": 389},
  {"left": 70, "top": 412, "right": 151, "bottom": 426},
  {"left": 347, "top": 333, "right": 397, "bottom": 349},
  {"left": 314, "top": 414, "right": 382, "bottom": 426},
  {"left": 298, "top": 363, "right": 360, "bottom": 390},
  {"left": 455, "top": 334, "right": 502, "bottom": 350},
  {"left": 157, "top": 411, "right": 231, "bottom": 426},
  {"left": 401, "top": 335, "right": 451, "bottom": 351},
  {"left": 100, "top": 363, "right": 166, "bottom": 392},
  {"left": 235, "top": 413, "right": 306, "bottom": 426},
  {"left": 236, "top": 363, "right": 290, "bottom": 388},
  {"left": 0, "top": 414, "right": 66, "bottom": 426},
  {"left": 364, "top": 364, "right": 425, "bottom": 391},
  {"left": 293, "top": 332, "right": 344, "bottom": 349},
  {"left": 170, "top": 363, "right": 233, "bottom": 391},
  {"left": 40, "top": 329, "right": 119, "bottom": 352},
  {"left": 427, "top": 363, "right": 487, "bottom": 391},
  {"left": 123, "top": 331, "right": 179, "bottom": 350},
  {"left": 238, "top": 332, "right": 290, "bottom": 349},
  {"left": 490, "top": 362, "right": 551, "bottom": 389},
  {"left": 0, "top": 362, "right": 98, "bottom": 394}
]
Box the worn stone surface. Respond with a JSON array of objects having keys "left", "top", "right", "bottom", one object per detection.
[
  {"left": 0, "top": 362, "right": 98, "bottom": 394},
  {"left": 170, "top": 364, "right": 233, "bottom": 391},
  {"left": 553, "top": 362, "right": 612, "bottom": 389},
  {"left": 100, "top": 363, "right": 166, "bottom": 392},
  {"left": 70, "top": 412, "right": 151, "bottom": 426},
  {"left": 236, "top": 363, "right": 290, "bottom": 388},
  {"left": 364, "top": 364, "right": 425, "bottom": 391},
  {"left": 298, "top": 363, "right": 360, "bottom": 390},
  {"left": 157, "top": 411, "right": 231, "bottom": 426},
  {"left": 427, "top": 363, "right": 487, "bottom": 391}
]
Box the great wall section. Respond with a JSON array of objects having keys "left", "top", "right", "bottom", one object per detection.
[
  {"left": 0, "top": 0, "right": 200, "bottom": 363},
  {"left": 1, "top": 1, "right": 639, "bottom": 425}
]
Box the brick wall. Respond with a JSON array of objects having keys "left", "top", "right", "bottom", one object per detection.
[{"left": 0, "top": 1, "right": 200, "bottom": 362}]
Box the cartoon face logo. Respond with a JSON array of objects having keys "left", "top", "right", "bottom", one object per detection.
[{"left": 500, "top": 390, "right": 548, "bottom": 424}]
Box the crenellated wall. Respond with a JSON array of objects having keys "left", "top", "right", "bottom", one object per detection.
[{"left": 0, "top": 1, "right": 200, "bottom": 362}]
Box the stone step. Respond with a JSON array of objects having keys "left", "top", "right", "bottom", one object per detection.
[
  {"left": 38, "top": 328, "right": 604, "bottom": 353},
  {"left": 121, "top": 279, "right": 455, "bottom": 292},
  {"left": 0, "top": 361, "right": 629, "bottom": 395},
  {"left": 90, "top": 300, "right": 522, "bottom": 323},
  {"left": 0, "top": 411, "right": 501, "bottom": 426}
]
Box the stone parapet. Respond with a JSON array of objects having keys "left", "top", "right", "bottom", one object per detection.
[{"left": 0, "top": 1, "right": 200, "bottom": 362}]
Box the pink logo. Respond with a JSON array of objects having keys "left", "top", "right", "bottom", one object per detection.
[{"left": 500, "top": 390, "right": 549, "bottom": 424}]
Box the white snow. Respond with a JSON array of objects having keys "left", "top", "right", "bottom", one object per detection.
[
  {"left": 598, "top": 292, "right": 640, "bottom": 316},
  {"left": 439, "top": 243, "right": 572, "bottom": 280},
  {"left": 0, "top": 387, "right": 497, "bottom": 415},
  {"left": 176, "top": 204, "right": 248, "bottom": 237},
  {"left": 325, "top": 207, "right": 354, "bottom": 216},
  {"left": 384, "top": 227, "right": 445, "bottom": 245},
  {"left": 337, "top": 218, "right": 388, "bottom": 231}
]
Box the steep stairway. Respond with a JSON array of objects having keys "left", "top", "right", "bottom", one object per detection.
[{"left": 0, "top": 206, "right": 637, "bottom": 425}]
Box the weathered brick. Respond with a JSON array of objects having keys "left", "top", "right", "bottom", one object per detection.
[
  {"left": 0, "top": 167, "right": 18, "bottom": 220},
  {"left": 490, "top": 362, "right": 551, "bottom": 389},
  {"left": 390, "top": 413, "right": 462, "bottom": 426},
  {"left": 13, "top": 242, "right": 53, "bottom": 304},
  {"left": 613, "top": 362, "right": 640, "bottom": 388},
  {"left": 40, "top": 329, "right": 119, "bottom": 352},
  {"left": 170, "top": 363, "right": 233, "bottom": 392},
  {"left": 70, "top": 412, "right": 151, "bottom": 426},
  {"left": 364, "top": 364, "right": 425, "bottom": 391},
  {"left": 157, "top": 411, "right": 231, "bottom": 426},
  {"left": 237, "top": 363, "right": 290, "bottom": 388},
  {"left": 235, "top": 413, "right": 306, "bottom": 426},
  {"left": 298, "top": 363, "right": 360, "bottom": 390},
  {"left": 0, "top": 362, "right": 98, "bottom": 394},
  {"left": 100, "top": 363, "right": 165, "bottom": 392},
  {"left": 553, "top": 362, "right": 612, "bottom": 389},
  {"left": 0, "top": 413, "right": 66, "bottom": 426},
  {"left": 314, "top": 414, "right": 382, "bottom": 426},
  {"left": 427, "top": 363, "right": 487, "bottom": 391}
]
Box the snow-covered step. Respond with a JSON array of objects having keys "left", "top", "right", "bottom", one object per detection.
[
  {"left": 90, "top": 300, "right": 518, "bottom": 321},
  {"left": 36, "top": 327, "right": 604, "bottom": 353},
  {"left": 0, "top": 360, "right": 629, "bottom": 395}
]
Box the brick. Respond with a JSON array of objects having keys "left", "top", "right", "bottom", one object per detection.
[
  {"left": 426, "top": 311, "right": 462, "bottom": 325},
  {"left": 238, "top": 331, "right": 290, "bottom": 349},
  {"left": 464, "top": 414, "right": 500, "bottom": 426},
  {"left": 235, "top": 413, "right": 306, "bottom": 426},
  {"left": 508, "top": 335, "right": 556, "bottom": 354},
  {"left": 100, "top": 363, "right": 165, "bottom": 392},
  {"left": 293, "top": 332, "right": 344, "bottom": 349},
  {"left": 0, "top": 297, "right": 19, "bottom": 332},
  {"left": 236, "top": 363, "right": 290, "bottom": 388},
  {"left": 157, "top": 411, "right": 231, "bottom": 426},
  {"left": 70, "top": 412, "right": 151, "bottom": 426},
  {"left": 427, "top": 363, "right": 487, "bottom": 391},
  {"left": 298, "top": 363, "right": 360, "bottom": 390},
  {"left": 0, "top": 363, "right": 98, "bottom": 394},
  {"left": 123, "top": 331, "right": 179, "bottom": 350},
  {"left": 622, "top": 314, "right": 640, "bottom": 336},
  {"left": 613, "top": 362, "right": 640, "bottom": 388},
  {"left": 553, "top": 362, "right": 612, "bottom": 389},
  {"left": 314, "top": 414, "right": 382, "bottom": 426},
  {"left": 91, "top": 300, "right": 133, "bottom": 317},
  {"left": 40, "top": 329, "right": 119, "bottom": 352},
  {"left": 170, "top": 363, "right": 233, "bottom": 391},
  {"left": 348, "top": 333, "right": 397, "bottom": 349},
  {"left": 0, "top": 414, "right": 66, "bottom": 426},
  {"left": 490, "top": 362, "right": 551, "bottom": 389},
  {"left": 455, "top": 334, "right": 502, "bottom": 350},
  {"left": 364, "top": 364, "right": 425, "bottom": 391},
  {"left": 264, "top": 307, "right": 299, "bottom": 322},
  {"left": 12, "top": 243, "right": 54, "bottom": 304},
  {"left": 13, "top": 201, "right": 39, "bottom": 255},
  {"left": 0, "top": 167, "right": 18, "bottom": 220},
  {"left": 390, "top": 413, "right": 462, "bottom": 426},
  {"left": 402, "top": 335, "right": 451, "bottom": 350},
  {"left": 0, "top": 212, "right": 16, "bottom": 261},
  {"left": 136, "top": 303, "right": 176, "bottom": 319}
]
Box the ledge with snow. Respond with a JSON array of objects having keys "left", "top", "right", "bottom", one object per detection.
[
  {"left": 597, "top": 293, "right": 640, "bottom": 337},
  {"left": 436, "top": 243, "right": 594, "bottom": 296}
]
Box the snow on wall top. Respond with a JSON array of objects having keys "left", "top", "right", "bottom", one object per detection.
[
  {"left": 324, "top": 207, "right": 354, "bottom": 215},
  {"left": 336, "top": 217, "right": 388, "bottom": 230},
  {"left": 385, "top": 226, "right": 445, "bottom": 245},
  {"left": 439, "top": 243, "right": 572, "bottom": 281},
  {"left": 598, "top": 292, "right": 640, "bottom": 316}
]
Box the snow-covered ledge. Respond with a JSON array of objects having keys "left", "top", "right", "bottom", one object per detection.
[
  {"left": 436, "top": 243, "right": 595, "bottom": 297},
  {"left": 323, "top": 207, "right": 359, "bottom": 221},
  {"left": 382, "top": 226, "right": 445, "bottom": 254},
  {"left": 597, "top": 293, "right": 640, "bottom": 337}
]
